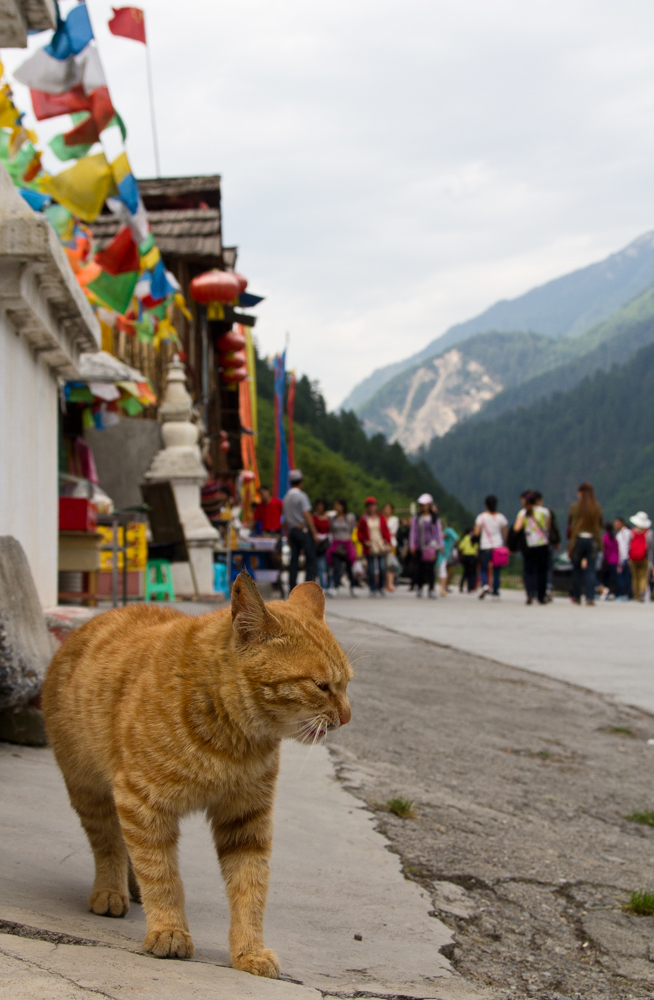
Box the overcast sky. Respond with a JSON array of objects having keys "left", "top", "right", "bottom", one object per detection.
[{"left": 5, "top": 0, "right": 654, "bottom": 406}]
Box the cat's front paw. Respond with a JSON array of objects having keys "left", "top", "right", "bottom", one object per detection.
[
  {"left": 144, "top": 928, "right": 195, "bottom": 959},
  {"left": 233, "top": 948, "right": 280, "bottom": 978},
  {"left": 88, "top": 889, "right": 129, "bottom": 917}
]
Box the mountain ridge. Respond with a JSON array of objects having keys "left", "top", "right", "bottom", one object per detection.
[{"left": 341, "top": 229, "right": 654, "bottom": 414}]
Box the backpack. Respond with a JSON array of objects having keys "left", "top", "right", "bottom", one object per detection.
[{"left": 630, "top": 531, "right": 648, "bottom": 562}]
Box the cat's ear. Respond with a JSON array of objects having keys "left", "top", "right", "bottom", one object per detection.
[
  {"left": 287, "top": 581, "right": 325, "bottom": 619},
  {"left": 231, "top": 570, "right": 277, "bottom": 642}
]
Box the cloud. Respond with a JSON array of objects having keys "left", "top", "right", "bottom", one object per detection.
[{"left": 4, "top": 0, "right": 654, "bottom": 405}]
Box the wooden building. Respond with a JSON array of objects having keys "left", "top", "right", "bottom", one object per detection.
[{"left": 90, "top": 175, "right": 254, "bottom": 476}]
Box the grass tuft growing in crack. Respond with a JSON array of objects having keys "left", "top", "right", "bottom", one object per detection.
[
  {"left": 626, "top": 810, "right": 654, "bottom": 827},
  {"left": 626, "top": 889, "right": 654, "bottom": 915},
  {"left": 386, "top": 796, "right": 415, "bottom": 819}
]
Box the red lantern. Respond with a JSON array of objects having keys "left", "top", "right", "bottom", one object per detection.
[
  {"left": 220, "top": 439, "right": 230, "bottom": 454},
  {"left": 233, "top": 272, "right": 248, "bottom": 293},
  {"left": 220, "top": 366, "right": 248, "bottom": 382},
  {"left": 190, "top": 270, "right": 242, "bottom": 304},
  {"left": 220, "top": 349, "right": 247, "bottom": 368},
  {"left": 216, "top": 330, "right": 246, "bottom": 352},
  {"left": 241, "top": 470, "right": 256, "bottom": 482}
]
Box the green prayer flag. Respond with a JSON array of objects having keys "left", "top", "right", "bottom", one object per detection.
[
  {"left": 109, "top": 110, "right": 127, "bottom": 142},
  {"left": 138, "top": 233, "right": 155, "bottom": 255},
  {"left": 68, "top": 385, "right": 95, "bottom": 403},
  {"left": 136, "top": 314, "right": 155, "bottom": 343},
  {"left": 120, "top": 395, "right": 143, "bottom": 416},
  {"left": 87, "top": 270, "right": 139, "bottom": 314},
  {"left": 49, "top": 132, "right": 93, "bottom": 162}
]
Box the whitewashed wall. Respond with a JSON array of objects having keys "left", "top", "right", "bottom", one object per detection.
[
  {"left": 0, "top": 311, "right": 59, "bottom": 606},
  {"left": 0, "top": 164, "right": 100, "bottom": 609}
]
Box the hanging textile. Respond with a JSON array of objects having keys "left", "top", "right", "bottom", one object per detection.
[
  {"left": 273, "top": 351, "right": 289, "bottom": 500},
  {"left": 287, "top": 371, "right": 296, "bottom": 472}
]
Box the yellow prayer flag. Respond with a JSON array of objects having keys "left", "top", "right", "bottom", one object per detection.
[
  {"left": 0, "top": 88, "right": 18, "bottom": 128},
  {"left": 140, "top": 245, "right": 161, "bottom": 271},
  {"left": 100, "top": 320, "right": 114, "bottom": 352},
  {"left": 174, "top": 293, "right": 192, "bottom": 321},
  {"left": 40, "top": 153, "right": 116, "bottom": 223}
]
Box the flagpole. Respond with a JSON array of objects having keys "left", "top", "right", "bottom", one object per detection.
[{"left": 143, "top": 13, "right": 161, "bottom": 177}]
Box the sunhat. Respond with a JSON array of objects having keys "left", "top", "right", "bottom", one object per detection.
[
  {"left": 417, "top": 493, "right": 433, "bottom": 505},
  {"left": 630, "top": 511, "right": 652, "bottom": 529},
  {"left": 364, "top": 495, "right": 377, "bottom": 506},
  {"left": 289, "top": 469, "right": 303, "bottom": 483}
]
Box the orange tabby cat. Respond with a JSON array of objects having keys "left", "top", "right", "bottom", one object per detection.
[{"left": 42, "top": 573, "right": 352, "bottom": 978}]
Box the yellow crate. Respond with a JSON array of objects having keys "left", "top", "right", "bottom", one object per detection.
[{"left": 98, "top": 523, "right": 147, "bottom": 571}]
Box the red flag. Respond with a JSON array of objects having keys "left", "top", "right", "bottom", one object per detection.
[
  {"left": 62, "top": 88, "right": 115, "bottom": 147},
  {"left": 95, "top": 227, "right": 141, "bottom": 276},
  {"left": 108, "top": 7, "right": 146, "bottom": 44},
  {"left": 31, "top": 85, "right": 91, "bottom": 121}
]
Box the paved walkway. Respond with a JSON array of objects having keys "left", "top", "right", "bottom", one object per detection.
[
  {"left": 0, "top": 736, "right": 487, "bottom": 1000},
  {"left": 327, "top": 586, "right": 654, "bottom": 714}
]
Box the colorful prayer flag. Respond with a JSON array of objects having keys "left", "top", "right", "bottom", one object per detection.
[
  {"left": 95, "top": 226, "right": 140, "bottom": 275},
  {"left": 87, "top": 269, "right": 139, "bottom": 314},
  {"left": 39, "top": 152, "right": 115, "bottom": 222},
  {"left": 45, "top": 4, "right": 94, "bottom": 60},
  {"left": 108, "top": 7, "right": 146, "bottom": 44}
]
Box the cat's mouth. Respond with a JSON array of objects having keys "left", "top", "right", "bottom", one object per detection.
[{"left": 294, "top": 718, "right": 333, "bottom": 744}]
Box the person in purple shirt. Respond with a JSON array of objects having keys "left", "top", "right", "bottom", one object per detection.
[
  {"left": 600, "top": 521, "right": 620, "bottom": 600},
  {"left": 409, "top": 493, "right": 443, "bottom": 599}
]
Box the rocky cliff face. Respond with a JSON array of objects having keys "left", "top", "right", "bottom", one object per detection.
[{"left": 363, "top": 349, "right": 503, "bottom": 452}]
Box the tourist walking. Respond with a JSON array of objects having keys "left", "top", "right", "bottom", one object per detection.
[
  {"left": 357, "top": 497, "right": 392, "bottom": 596},
  {"left": 438, "top": 521, "right": 460, "bottom": 596},
  {"left": 327, "top": 498, "right": 357, "bottom": 595},
  {"left": 567, "top": 481, "right": 603, "bottom": 605},
  {"left": 283, "top": 469, "right": 319, "bottom": 591},
  {"left": 599, "top": 522, "right": 619, "bottom": 600},
  {"left": 312, "top": 498, "right": 331, "bottom": 591},
  {"left": 457, "top": 527, "right": 479, "bottom": 592},
  {"left": 628, "top": 511, "right": 653, "bottom": 602},
  {"left": 532, "top": 490, "right": 560, "bottom": 600},
  {"left": 409, "top": 494, "right": 443, "bottom": 599},
  {"left": 513, "top": 493, "right": 551, "bottom": 604},
  {"left": 474, "top": 495, "right": 509, "bottom": 599},
  {"left": 614, "top": 516, "right": 633, "bottom": 600},
  {"left": 382, "top": 502, "right": 400, "bottom": 592}
]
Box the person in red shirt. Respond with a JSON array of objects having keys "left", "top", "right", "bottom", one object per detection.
[{"left": 253, "top": 485, "right": 283, "bottom": 534}]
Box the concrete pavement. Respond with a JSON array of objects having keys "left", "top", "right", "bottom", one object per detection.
[
  {"left": 0, "top": 736, "right": 489, "bottom": 1000},
  {"left": 327, "top": 586, "right": 654, "bottom": 713}
]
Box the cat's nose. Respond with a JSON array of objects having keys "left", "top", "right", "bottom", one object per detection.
[{"left": 339, "top": 703, "right": 351, "bottom": 726}]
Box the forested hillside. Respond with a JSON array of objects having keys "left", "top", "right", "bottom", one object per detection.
[
  {"left": 356, "top": 283, "right": 654, "bottom": 452},
  {"left": 254, "top": 352, "right": 471, "bottom": 527},
  {"left": 422, "top": 342, "right": 654, "bottom": 520}
]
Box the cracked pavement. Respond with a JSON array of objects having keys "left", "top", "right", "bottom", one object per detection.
[{"left": 327, "top": 616, "right": 654, "bottom": 999}]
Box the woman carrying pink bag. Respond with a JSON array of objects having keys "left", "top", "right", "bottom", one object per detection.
[
  {"left": 473, "top": 494, "right": 509, "bottom": 599},
  {"left": 409, "top": 493, "right": 444, "bottom": 599}
]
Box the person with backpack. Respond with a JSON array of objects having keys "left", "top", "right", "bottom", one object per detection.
[
  {"left": 628, "top": 512, "right": 653, "bottom": 602},
  {"left": 473, "top": 495, "right": 509, "bottom": 599},
  {"left": 457, "top": 527, "right": 479, "bottom": 593},
  {"left": 513, "top": 492, "right": 551, "bottom": 605},
  {"left": 567, "top": 482, "right": 603, "bottom": 605}
]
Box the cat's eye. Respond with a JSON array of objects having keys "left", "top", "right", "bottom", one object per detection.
[{"left": 315, "top": 681, "right": 330, "bottom": 692}]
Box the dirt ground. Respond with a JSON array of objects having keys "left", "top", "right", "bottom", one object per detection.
[{"left": 327, "top": 616, "right": 654, "bottom": 1000}]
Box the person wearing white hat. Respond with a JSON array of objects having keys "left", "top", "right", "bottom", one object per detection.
[
  {"left": 628, "top": 511, "right": 653, "bottom": 602},
  {"left": 409, "top": 495, "right": 443, "bottom": 598}
]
